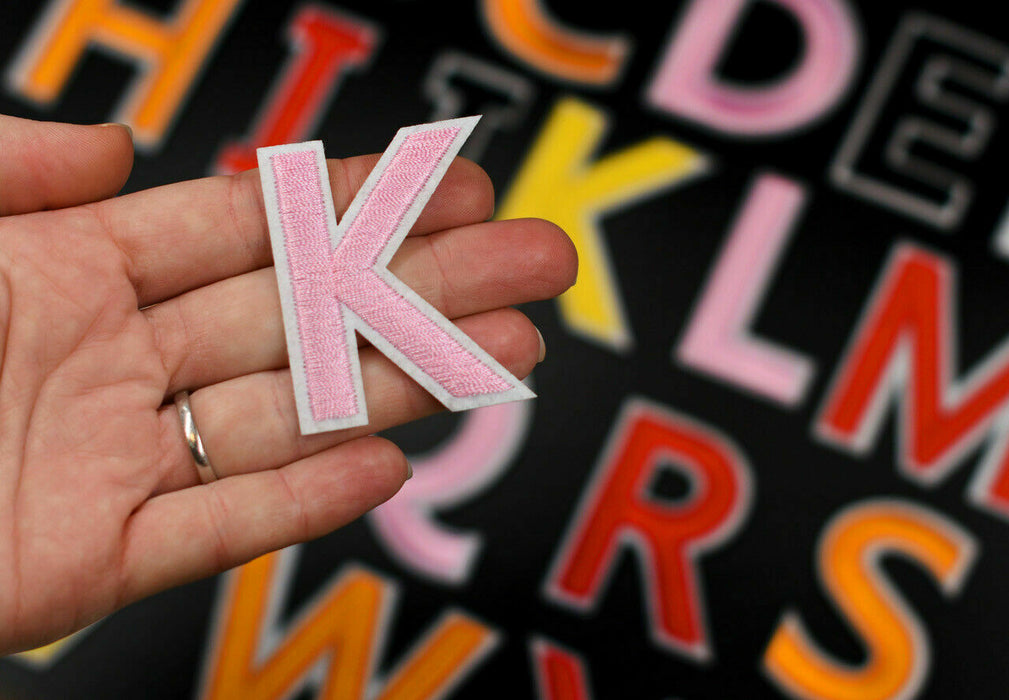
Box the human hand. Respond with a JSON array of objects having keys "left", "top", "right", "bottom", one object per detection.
[{"left": 0, "top": 115, "right": 576, "bottom": 654}]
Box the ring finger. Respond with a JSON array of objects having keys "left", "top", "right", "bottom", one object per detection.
[{"left": 152, "top": 307, "right": 541, "bottom": 494}]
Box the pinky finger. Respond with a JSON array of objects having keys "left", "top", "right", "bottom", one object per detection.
[{"left": 118, "top": 435, "right": 409, "bottom": 603}]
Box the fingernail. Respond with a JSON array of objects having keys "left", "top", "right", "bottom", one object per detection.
[
  {"left": 99, "top": 122, "right": 133, "bottom": 139},
  {"left": 535, "top": 326, "right": 546, "bottom": 363},
  {"left": 405, "top": 461, "right": 413, "bottom": 480}
]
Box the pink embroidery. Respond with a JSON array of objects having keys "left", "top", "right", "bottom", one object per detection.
[
  {"left": 330, "top": 127, "right": 512, "bottom": 399},
  {"left": 271, "top": 150, "right": 357, "bottom": 420},
  {"left": 260, "top": 118, "right": 534, "bottom": 434}
]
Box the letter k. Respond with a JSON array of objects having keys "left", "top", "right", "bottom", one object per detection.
[{"left": 258, "top": 117, "right": 534, "bottom": 434}]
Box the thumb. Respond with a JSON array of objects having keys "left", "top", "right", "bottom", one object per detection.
[{"left": 0, "top": 114, "right": 135, "bottom": 216}]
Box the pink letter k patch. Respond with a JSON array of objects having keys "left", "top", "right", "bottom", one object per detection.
[{"left": 258, "top": 117, "right": 534, "bottom": 435}]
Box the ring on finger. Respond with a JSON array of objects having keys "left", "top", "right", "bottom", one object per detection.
[{"left": 174, "top": 390, "right": 219, "bottom": 484}]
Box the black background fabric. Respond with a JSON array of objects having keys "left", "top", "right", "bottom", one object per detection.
[{"left": 1, "top": 1, "right": 1007, "bottom": 698}]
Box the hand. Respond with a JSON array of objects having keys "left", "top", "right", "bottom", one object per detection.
[{"left": 0, "top": 115, "right": 576, "bottom": 654}]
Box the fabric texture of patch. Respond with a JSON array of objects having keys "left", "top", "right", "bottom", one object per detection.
[{"left": 258, "top": 117, "right": 535, "bottom": 435}]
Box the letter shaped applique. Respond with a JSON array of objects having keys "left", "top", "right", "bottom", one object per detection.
[{"left": 258, "top": 117, "right": 534, "bottom": 435}]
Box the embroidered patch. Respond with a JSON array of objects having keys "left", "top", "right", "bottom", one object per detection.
[{"left": 258, "top": 117, "right": 535, "bottom": 435}]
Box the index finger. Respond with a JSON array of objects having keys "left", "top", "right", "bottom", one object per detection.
[{"left": 88, "top": 155, "right": 494, "bottom": 306}]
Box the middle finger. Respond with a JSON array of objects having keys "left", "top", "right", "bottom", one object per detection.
[{"left": 145, "top": 217, "right": 574, "bottom": 396}]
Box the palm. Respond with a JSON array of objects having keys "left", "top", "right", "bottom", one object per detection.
[
  {"left": 0, "top": 206, "right": 167, "bottom": 647},
  {"left": 0, "top": 116, "right": 576, "bottom": 653}
]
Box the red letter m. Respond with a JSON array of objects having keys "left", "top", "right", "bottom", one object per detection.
[{"left": 819, "top": 242, "right": 1009, "bottom": 518}]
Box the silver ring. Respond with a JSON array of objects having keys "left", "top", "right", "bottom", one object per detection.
[{"left": 174, "top": 391, "right": 218, "bottom": 484}]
